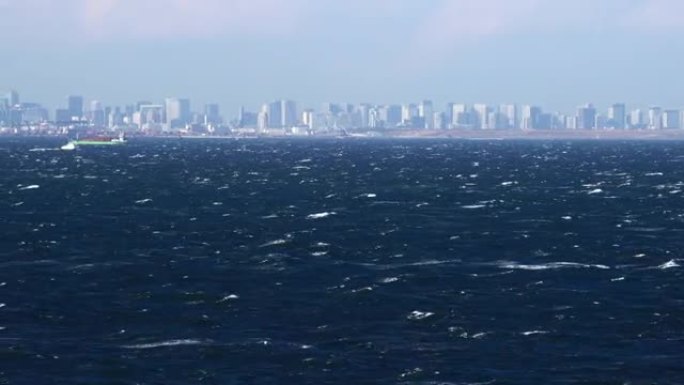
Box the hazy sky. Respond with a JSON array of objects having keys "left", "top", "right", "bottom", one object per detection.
[{"left": 1, "top": 0, "right": 683, "bottom": 114}]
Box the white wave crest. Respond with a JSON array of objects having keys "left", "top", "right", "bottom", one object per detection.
[
  {"left": 659, "top": 260, "right": 680, "bottom": 270},
  {"left": 123, "top": 339, "right": 209, "bottom": 350},
  {"left": 218, "top": 294, "right": 239, "bottom": 302},
  {"left": 500, "top": 262, "right": 611, "bottom": 271},
  {"left": 462, "top": 204, "right": 486, "bottom": 209},
  {"left": 407, "top": 311, "right": 434, "bottom": 320},
  {"left": 521, "top": 330, "right": 549, "bottom": 336},
  {"left": 259, "top": 239, "right": 289, "bottom": 248},
  {"left": 306, "top": 212, "right": 336, "bottom": 220}
]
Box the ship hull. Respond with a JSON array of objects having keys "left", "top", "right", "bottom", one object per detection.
[{"left": 73, "top": 140, "right": 125, "bottom": 146}]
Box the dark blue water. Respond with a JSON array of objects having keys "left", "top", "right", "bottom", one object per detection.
[{"left": 1, "top": 138, "right": 683, "bottom": 384}]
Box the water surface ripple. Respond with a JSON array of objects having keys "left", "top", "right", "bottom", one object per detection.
[{"left": 1, "top": 138, "right": 683, "bottom": 384}]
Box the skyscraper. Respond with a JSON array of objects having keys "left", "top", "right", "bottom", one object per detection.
[
  {"left": 401, "top": 104, "right": 418, "bottom": 125},
  {"left": 576, "top": 104, "right": 597, "bottom": 130},
  {"left": 4, "top": 90, "right": 19, "bottom": 107},
  {"left": 302, "top": 109, "right": 315, "bottom": 130},
  {"left": 662, "top": 110, "right": 680, "bottom": 129},
  {"left": 473, "top": 104, "right": 490, "bottom": 129},
  {"left": 68, "top": 95, "right": 84, "bottom": 120},
  {"left": 648, "top": 107, "right": 662, "bottom": 130},
  {"left": 607, "top": 103, "right": 626, "bottom": 129},
  {"left": 321, "top": 103, "right": 342, "bottom": 116},
  {"left": 258, "top": 104, "right": 269, "bottom": 131},
  {"left": 419, "top": 100, "right": 434, "bottom": 129},
  {"left": 266, "top": 101, "right": 282, "bottom": 128},
  {"left": 281, "top": 100, "right": 297, "bottom": 127},
  {"left": 499, "top": 104, "right": 517, "bottom": 129},
  {"left": 629, "top": 109, "right": 644, "bottom": 129},
  {"left": 386, "top": 105, "right": 402, "bottom": 127},
  {"left": 522, "top": 105, "right": 542, "bottom": 129},
  {"left": 89, "top": 100, "right": 105, "bottom": 126},
  {"left": 449, "top": 104, "right": 469, "bottom": 128},
  {"left": 55, "top": 109, "right": 71, "bottom": 124},
  {"left": 204, "top": 104, "right": 221, "bottom": 125},
  {"left": 138, "top": 104, "right": 164, "bottom": 130},
  {"left": 165, "top": 98, "right": 191, "bottom": 129},
  {"left": 355, "top": 104, "right": 370, "bottom": 128}
]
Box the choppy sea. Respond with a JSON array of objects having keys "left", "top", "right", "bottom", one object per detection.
[{"left": 1, "top": 137, "right": 683, "bottom": 384}]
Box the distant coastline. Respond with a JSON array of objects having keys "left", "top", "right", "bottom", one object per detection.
[
  {"left": 4, "top": 129, "right": 684, "bottom": 141},
  {"left": 381, "top": 129, "right": 684, "bottom": 140}
]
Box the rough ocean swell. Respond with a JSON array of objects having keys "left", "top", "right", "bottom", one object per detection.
[{"left": 1, "top": 137, "right": 683, "bottom": 384}]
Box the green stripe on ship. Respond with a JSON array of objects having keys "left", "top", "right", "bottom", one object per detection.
[{"left": 73, "top": 141, "right": 125, "bottom": 146}]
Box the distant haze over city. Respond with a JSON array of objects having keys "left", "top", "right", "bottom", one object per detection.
[
  {"left": 1, "top": 0, "right": 684, "bottom": 113},
  {"left": 2, "top": 88, "right": 684, "bottom": 136}
]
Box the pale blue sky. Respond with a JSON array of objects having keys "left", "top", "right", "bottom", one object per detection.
[{"left": 1, "top": 0, "right": 683, "bottom": 115}]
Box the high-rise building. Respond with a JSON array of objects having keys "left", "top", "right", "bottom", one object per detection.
[
  {"left": 256, "top": 104, "right": 269, "bottom": 132},
  {"left": 386, "top": 105, "right": 402, "bottom": 127},
  {"left": 267, "top": 101, "right": 282, "bottom": 128},
  {"left": 262, "top": 100, "right": 298, "bottom": 128},
  {"left": 281, "top": 100, "right": 297, "bottom": 127},
  {"left": 472, "top": 104, "right": 490, "bottom": 129},
  {"left": 629, "top": 109, "right": 644, "bottom": 129},
  {"left": 165, "top": 98, "right": 191, "bottom": 129},
  {"left": 607, "top": 103, "right": 626, "bottom": 129},
  {"left": 55, "top": 109, "right": 71, "bottom": 124},
  {"left": 450, "top": 104, "right": 470, "bottom": 128},
  {"left": 355, "top": 104, "right": 371, "bottom": 128},
  {"left": 522, "top": 105, "right": 542, "bottom": 129},
  {"left": 7, "top": 109, "right": 22, "bottom": 126},
  {"left": 648, "top": 107, "right": 662, "bottom": 130},
  {"left": 419, "top": 100, "right": 434, "bottom": 129},
  {"left": 302, "top": 109, "right": 315, "bottom": 130},
  {"left": 662, "top": 109, "right": 680, "bottom": 129},
  {"left": 204, "top": 104, "right": 221, "bottom": 125},
  {"left": 369, "top": 108, "right": 383, "bottom": 129},
  {"left": 487, "top": 111, "right": 501, "bottom": 130},
  {"left": 4, "top": 90, "right": 19, "bottom": 107},
  {"left": 576, "top": 104, "right": 596, "bottom": 130},
  {"left": 21, "top": 103, "right": 48, "bottom": 123},
  {"left": 401, "top": 104, "right": 418, "bottom": 125},
  {"left": 108, "top": 107, "right": 125, "bottom": 128},
  {"left": 138, "top": 104, "right": 164, "bottom": 130},
  {"left": 499, "top": 104, "right": 517, "bottom": 129},
  {"left": 595, "top": 114, "right": 607, "bottom": 130},
  {"left": 445, "top": 103, "right": 455, "bottom": 125},
  {"left": 240, "top": 110, "right": 258, "bottom": 128},
  {"left": 434, "top": 112, "right": 447, "bottom": 130},
  {"left": 537, "top": 113, "right": 554, "bottom": 129},
  {"left": 68, "top": 95, "right": 84, "bottom": 120},
  {"left": 321, "top": 103, "right": 342, "bottom": 116},
  {"left": 89, "top": 100, "right": 105, "bottom": 126}
]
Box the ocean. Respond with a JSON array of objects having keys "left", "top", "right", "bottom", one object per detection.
[{"left": 1, "top": 137, "right": 683, "bottom": 384}]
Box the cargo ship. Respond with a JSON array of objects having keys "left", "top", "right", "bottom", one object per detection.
[{"left": 61, "top": 133, "right": 126, "bottom": 150}]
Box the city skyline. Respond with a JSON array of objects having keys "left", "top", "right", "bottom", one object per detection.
[
  {"left": 3, "top": 88, "right": 684, "bottom": 133},
  {"left": 4, "top": 88, "right": 684, "bottom": 121},
  {"left": 2, "top": 0, "right": 684, "bottom": 112}
]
